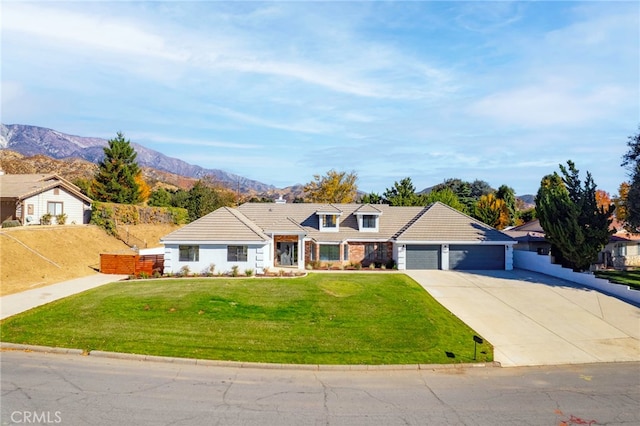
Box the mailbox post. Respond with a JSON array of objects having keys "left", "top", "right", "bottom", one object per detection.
[{"left": 473, "top": 335, "right": 483, "bottom": 360}]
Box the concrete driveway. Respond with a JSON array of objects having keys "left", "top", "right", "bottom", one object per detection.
[{"left": 406, "top": 269, "right": 640, "bottom": 367}]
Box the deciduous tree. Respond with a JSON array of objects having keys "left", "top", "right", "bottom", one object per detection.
[
  {"left": 473, "top": 193, "right": 510, "bottom": 229},
  {"left": 424, "top": 188, "right": 466, "bottom": 212},
  {"left": 496, "top": 185, "right": 519, "bottom": 226},
  {"left": 186, "top": 177, "right": 236, "bottom": 222},
  {"left": 536, "top": 161, "right": 614, "bottom": 271},
  {"left": 304, "top": 170, "right": 358, "bottom": 203},
  {"left": 91, "top": 132, "right": 141, "bottom": 204}
]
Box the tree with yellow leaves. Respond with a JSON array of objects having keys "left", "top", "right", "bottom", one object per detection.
[
  {"left": 304, "top": 170, "right": 358, "bottom": 203},
  {"left": 473, "top": 193, "right": 510, "bottom": 230}
]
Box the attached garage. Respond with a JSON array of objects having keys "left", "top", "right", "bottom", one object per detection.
[
  {"left": 448, "top": 245, "right": 505, "bottom": 270},
  {"left": 406, "top": 245, "right": 441, "bottom": 270}
]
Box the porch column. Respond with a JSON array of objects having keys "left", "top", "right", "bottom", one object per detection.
[{"left": 297, "top": 235, "right": 305, "bottom": 270}]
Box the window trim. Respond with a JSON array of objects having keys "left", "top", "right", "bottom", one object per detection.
[
  {"left": 179, "top": 245, "right": 199, "bottom": 262},
  {"left": 319, "top": 244, "right": 340, "bottom": 261},
  {"left": 47, "top": 201, "right": 64, "bottom": 216},
  {"left": 362, "top": 215, "right": 377, "bottom": 229},
  {"left": 227, "top": 245, "right": 248, "bottom": 262}
]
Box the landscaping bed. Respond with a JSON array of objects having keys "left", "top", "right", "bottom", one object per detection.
[{"left": 0, "top": 273, "right": 492, "bottom": 365}]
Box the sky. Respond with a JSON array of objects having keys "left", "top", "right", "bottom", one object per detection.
[{"left": 2, "top": 1, "right": 638, "bottom": 196}]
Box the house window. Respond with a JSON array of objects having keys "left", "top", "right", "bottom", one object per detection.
[
  {"left": 615, "top": 243, "right": 627, "bottom": 257},
  {"left": 364, "top": 243, "right": 384, "bottom": 260},
  {"left": 27, "top": 204, "right": 34, "bottom": 215},
  {"left": 179, "top": 245, "right": 199, "bottom": 262},
  {"left": 319, "top": 245, "right": 340, "bottom": 261},
  {"left": 362, "top": 215, "right": 377, "bottom": 228},
  {"left": 227, "top": 245, "right": 248, "bottom": 262},
  {"left": 322, "top": 215, "right": 337, "bottom": 228},
  {"left": 47, "top": 202, "right": 63, "bottom": 216}
]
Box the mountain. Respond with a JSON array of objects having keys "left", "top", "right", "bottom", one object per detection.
[{"left": 0, "top": 124, "right": 274, "bottom": 193}]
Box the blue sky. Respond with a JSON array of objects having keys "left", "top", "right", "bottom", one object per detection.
[{"left": 2, "top": 1, "right": 638, "bottom": 196}]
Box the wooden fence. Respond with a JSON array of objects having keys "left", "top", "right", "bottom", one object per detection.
[{"left": 100, "top": 254, "right": 164, "bottom": 276}]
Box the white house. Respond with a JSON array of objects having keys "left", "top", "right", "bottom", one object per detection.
[
  {"left": 0, "top": 173, "right": 92, "bottom": 225},
  {"left": 161, "top": 201, "right": 516, "bottom": 275}
]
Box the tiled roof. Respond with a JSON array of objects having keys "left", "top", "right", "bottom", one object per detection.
[
  {"left": 354, "top": 204, "right": 382, "bottom": 214},
  {"left": 394, "top": 202, "right": 514, "bottom": 242},
  {"left": 237, "top": 202, "right": 513, "bottom": 243},
  {"left": 0, "top": 173, "right": 92, "bottom": 203},
  {"left": 161, "top": 207, "right": 270, "bottom": 242}
]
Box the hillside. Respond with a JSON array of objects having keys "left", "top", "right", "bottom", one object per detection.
[
  {"left": 0, "top": 224, "right": 178, "bottom": 296},
  {"left": 1, "top": 123, "right": 275, "bottom": 193}
]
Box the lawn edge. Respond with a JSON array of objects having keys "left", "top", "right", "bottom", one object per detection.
[{"left": 0, "top": 342, "right": 501, "bottom": 370}]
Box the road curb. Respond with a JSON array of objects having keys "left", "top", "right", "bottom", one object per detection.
[
  {"left": 2, "top": 342, "right": 500, "bottom": 370},
  {"left": 0, "top": 342, "right": 84, "bottom": 355}
]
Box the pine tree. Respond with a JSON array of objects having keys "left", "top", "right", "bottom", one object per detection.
[
  {"left": 91, "top": 132, "right": 141, "bottom": 204},
  {"left": 622, "top": 127, "right": 640, "bottom": 232},
  {"left": 383, "top": 177, "right": 425, "bottom": 206},
  {"left": 536, "top": 161, "right": 614, "bottom": 271}
]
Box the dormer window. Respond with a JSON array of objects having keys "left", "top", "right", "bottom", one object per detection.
[
  {"left": 355, "top": 205, "right": 382, "bottom": 232},
  {"left": 322, "top": 214, "right": 337, "bottom": 228},
  {"left": 362, "top": 215, "right": 377, "bottom": 229},
  {"left": 316, "top": 205, "right": 342, "bottom": 232}
]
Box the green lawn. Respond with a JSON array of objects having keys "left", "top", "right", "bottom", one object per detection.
[
  {"left": 594, "top": 269, "right": 640, "bottom": 290},
  {"left": 0, "top": 273, "right": 492, "bottom": 365}
]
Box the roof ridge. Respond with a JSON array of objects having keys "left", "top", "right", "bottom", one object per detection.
[
  {"left": 225, "top": 207, "right": 269, "bottom": 240},
  {"left": 392, "top": 204, "right": 432, "bottom": 239}
]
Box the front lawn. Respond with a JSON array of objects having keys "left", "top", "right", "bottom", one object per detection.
[
  {"left": 0, "top": 273, "right": 492, "bottom": 365},
  {"left": 594, "top": 269, "right": 640, "bottom": 290}
]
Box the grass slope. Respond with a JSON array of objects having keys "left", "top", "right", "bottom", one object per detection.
[
  {"left": 594, "top": 270, "right": 640, "bottom": 290},
  {"left": 0, "top": 273, "right": 492, "bottom": 365}
]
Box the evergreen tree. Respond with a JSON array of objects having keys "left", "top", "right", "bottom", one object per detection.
[
  {"left": 360, "top": 192, "right": 384, "bottom": 204},
  {"left": 91, "top": 132, "right": 141, "bottom": 204},
  {"left": 383, "top": 177, "right": 425, "bottom": 206},
  {"left": 148, "top": 188, "right": 173, "bottom": 207},
  {"left": 536, "top": 161, "right": 614, "bottom": 271},
  {"left": 186, "top": 178, "right": 236, "bottom": 222},
  {"left": 622, "top": 127, "right": 640, "bottom": 232}
]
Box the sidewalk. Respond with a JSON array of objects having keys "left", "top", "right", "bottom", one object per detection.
[{"left": 0, "top": 273, "right": 128, "bottom": 320}]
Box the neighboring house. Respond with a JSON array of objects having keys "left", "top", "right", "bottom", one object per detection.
[
  {"left": 503, "top": 219, "right": 551, "bottom": 254},
  {"left": 504, "top": 218, "right": 640, "bottom": 270},
  {"left": 0, "top": 173, "right": 92, "bottom": 225},
  {"left": 600, "top": 221, "right": 640, "bottom": 269},
  {"left": 161, "top": 201, "right": 516, "bottom": 275}
]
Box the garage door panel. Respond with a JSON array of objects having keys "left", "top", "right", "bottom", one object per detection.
[
  {"left": 406, "top": 245, "right": 440, "bottom": 270},
  {"left": 449, "top": 245, "right": 504, "bottom": 270}
]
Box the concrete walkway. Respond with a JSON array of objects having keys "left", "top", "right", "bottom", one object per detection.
[
  {"left": 0, "top": 274, "right": 128, "bottom": 320},
  {"left": 407, "top": 269, "right": 640, "bottom": 367}
]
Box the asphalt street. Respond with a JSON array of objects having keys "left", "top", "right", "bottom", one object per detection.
[{"left": 2, "top": 351, "right": 639, "bottom": 426}]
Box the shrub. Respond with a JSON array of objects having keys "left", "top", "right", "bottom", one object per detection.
[
  {"left": 380, "top": 264, "right": 386, "bottom": 270},
  {"left": 207, "top": 263, "right": 216, "bottom": 276},
  {"left": 231, "top": 265, "right": 239, "bottom": 277},
  {"left": 138, "top": 271, "right": 150, "bottom": 279},
  {"left": 245, "top": 268, "right": 254, "bottom": 277},
  {"left": 369, "top": 263, "right": 375, "bottom": 270},
  {"left": 386, "top": 259, "right": 396, "bottom": 270},
  {"left": 306, "top": 264, "right": 313, "bottom": 270},
  {"left": 56, "top": 213, "right": 67, "bottom": 225},
  {"left": 179, "top": 265, "right": 191, "bottom": 277},
  {"left": 354, "top": 262, "right": 362, "bottom": 270},
  {"left": 152, "top": 270, "right": 162, "bottom": 279},
  {"left": 1, "top": 220, "right": 21, "bottom": 228},
  {"left": 40, "top": 213, "right": 52, "bottom": 225}
]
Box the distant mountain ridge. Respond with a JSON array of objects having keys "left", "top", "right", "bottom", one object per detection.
[{"left": 0, "top": 124, "right": 274, "bottom": 193}]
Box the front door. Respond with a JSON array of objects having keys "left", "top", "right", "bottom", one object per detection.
[{"left": 277, "top": 242, "right": 298, "bottom": 266}]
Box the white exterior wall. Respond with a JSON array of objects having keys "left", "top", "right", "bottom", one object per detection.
[
  {"left": 23, "top": 187, "right": 91, "bottom": 225},
  {"left": 514, "top": 250, "right": 640, "bottom": 306},
  {"left": 163, "top": 242, "right": 273, "bottom": 275},
  {"left": 393, "top": 243, "right": 406, "bottom": 270}
]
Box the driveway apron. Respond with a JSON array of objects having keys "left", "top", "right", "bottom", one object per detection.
[{"left": 406, "top": 269, "right": 640, "bottom": 367}]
